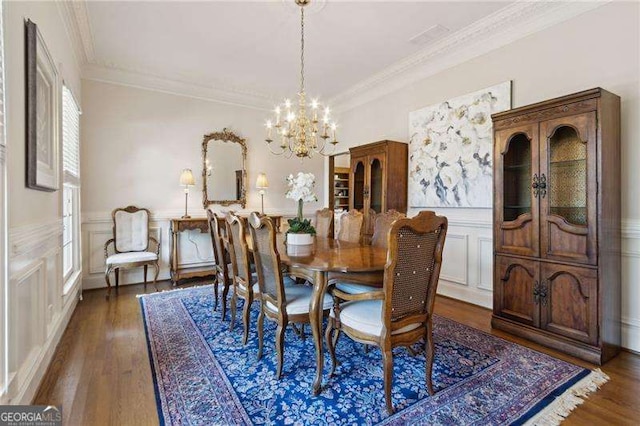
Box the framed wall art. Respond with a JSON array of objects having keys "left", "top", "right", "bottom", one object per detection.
[
  {"left": 408, "top": 81, "right": 511, "bottom": 208},
  {"left": 25, "top": 19, "right": 60, "bottom": 192}
]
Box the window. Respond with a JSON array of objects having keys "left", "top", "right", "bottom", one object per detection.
[{"left": 62, "top": 85, "right": 81, "bottom": 290}]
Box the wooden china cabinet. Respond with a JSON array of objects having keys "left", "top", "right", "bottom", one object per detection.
[
  {"left": 491, "top": 88, "right": 621, "bottom": 364},
  {"left": 349, "top": 140, "right": 408, "bottom": 237}
]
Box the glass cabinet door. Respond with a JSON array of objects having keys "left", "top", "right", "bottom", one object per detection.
[
  {"left": 351, "top": 160, "right": 365, "bottom": 211},
  {"left": 494, "top": 124, "right": 539, "bottom": 257},
  {"left": 539, "top": 112, "right": 597, "bottom": 265},
  {"left": 369, "top": 158, "right": 383, "bottom": 214}
]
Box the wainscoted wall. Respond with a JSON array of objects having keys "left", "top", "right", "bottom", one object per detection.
[
  {"left": 82, "top": 209, "right": 299, "bottom": 289},
  {"left": 7, "top": 221, "right": 81, "bottom": 404},
  {"left": 334, "top": 3, "right": 639, "bottom": 352},
  {"left": 3, "top": 0, "right": 83, "bottom": 404}
]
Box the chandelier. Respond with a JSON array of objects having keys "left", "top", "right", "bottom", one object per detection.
[{"left": 264, "top": 0, "right": 338, "bottom": 159}]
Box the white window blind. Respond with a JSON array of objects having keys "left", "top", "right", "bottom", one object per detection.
[{"left": 62, "top": 86, "right": 80, "bottom": 181}]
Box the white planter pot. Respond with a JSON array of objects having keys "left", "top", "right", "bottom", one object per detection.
[
  {"left": 287, "top": 233, "right": 314, "bottom": 245},
  {"left": 286, "top": 243, "right": 313, "bottom": 257}
]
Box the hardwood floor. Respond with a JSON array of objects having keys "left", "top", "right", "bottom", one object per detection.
[{"left": 34, "top": 282, "right": 640, "bottom": 425}]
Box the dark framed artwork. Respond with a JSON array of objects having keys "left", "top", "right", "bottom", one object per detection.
[{"left": 25, "top": 19, "right": 59, "bottom": 192}]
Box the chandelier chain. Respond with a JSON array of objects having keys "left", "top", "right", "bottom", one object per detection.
[
  {"left": 300, "top": 6, "right": 305, "bottom": 94},
  {"left": 263, "top": 0, "right": 338, "bottom": 159}
]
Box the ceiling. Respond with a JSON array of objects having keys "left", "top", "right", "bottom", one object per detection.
[{"left": 82, "top": 1, "right": 512, "bottom": 104}]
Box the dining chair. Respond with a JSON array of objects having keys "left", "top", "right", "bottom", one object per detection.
[
  {"left": 207, "top": 209, "right": 233, "bottom": 319},
  {"left": 104, "top": 206, "right": 159, "bottom": 298},
  {"left": 332, "top": 209, "right": 407, "bottom": 296},
  {"left": 248, "top": 212, "right": 333, "bottom": 379},
  {"left": 315, "top": 208, "right": 334, "bottom": 238},
  {"left": 325, "top": 210, "right": 448, "bottom": 414},
  {"left": 337, "top": 209, "right": 364, "bottom": 243},
  {"left": 371, "top": 210, "right": 406, "bottom": 249},
  {"left": 226, "top": 212, "right": 261, "bottom": 344}
]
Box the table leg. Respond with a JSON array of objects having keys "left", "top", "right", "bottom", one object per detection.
[{"left": 310, "top": 270, "right": 328, "bottom": 395}]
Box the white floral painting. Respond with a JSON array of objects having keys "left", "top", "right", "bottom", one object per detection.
[{"left": 408, "top": 81, "right": 511, "bottom": 208}]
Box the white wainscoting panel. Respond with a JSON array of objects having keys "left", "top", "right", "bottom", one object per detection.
[
  {"left": 477, "top": 236, "right": 494, "bottom": 292},
  {"left": 621, "top": 221, "right": 640, "bottom": 353},
  {"left": 440, "top": 233, "right": 469, "bottom": 286},
  {"left": 7, "top": 219, "right": 81, "bottom": 404},
  {"left": 423, "top": 211, "right": 494, "bottom": 309}
]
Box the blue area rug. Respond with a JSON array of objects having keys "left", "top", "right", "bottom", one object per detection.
[{"left": 140, "top": 285, "right": 607, "bottom": 425}]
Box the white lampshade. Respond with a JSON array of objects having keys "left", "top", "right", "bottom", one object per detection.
[
  {"left": 179, "top": 168, "right": 195, "bottom": 186},
  {"left": 256, "top": 172, "right": 269, "bottom": 190}
]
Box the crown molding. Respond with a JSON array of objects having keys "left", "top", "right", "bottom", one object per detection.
[
  {"left": 56, "top": 0, "right": 95, "bottom": 67},
  {"left": 65, "top": 0, "right": 609, "bottom": 112},
  {"left": 83, "top": 62, "right": 276, "bottom": 111},
  {"left": 330, "top": 0, "right": 610, "bottom": 113}
]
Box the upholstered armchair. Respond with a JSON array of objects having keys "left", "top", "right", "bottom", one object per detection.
[
  {"left": 104, "top": 206, "right": 159, "bottom": 298},
  {"left": 326, "top": 211, "right": 448, "bottom": 414}
]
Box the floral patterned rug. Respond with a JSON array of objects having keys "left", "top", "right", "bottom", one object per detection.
[{"left": 140, "top": 285, "right": 607, "bottom": 425}]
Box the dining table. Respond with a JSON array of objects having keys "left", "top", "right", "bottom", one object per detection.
[{"left": 272, "top": 235, "right": 388, "bottom": 395}]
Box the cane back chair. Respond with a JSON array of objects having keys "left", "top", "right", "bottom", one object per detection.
[
  {"left": 315, "top": 208, "right": 334, "bottom": 238},
  {"left": 207, "top": 209, "right": 233, "bottom": 319},
  {"left": 326, "top": 210, "right": 448, "bottom": 414},
  {"left": 248, "top": 212, "right": 332, "bottom": 378},
  {"left": 226, "top": 212, "right": 261, "bottom": 344},
  {"left": 337, "top": 209, "right": 364, "bottom": 243}
]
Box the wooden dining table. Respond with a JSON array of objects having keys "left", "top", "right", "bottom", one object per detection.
[{"left": 273, "top": 236, "right": 388, "bottom": 395}]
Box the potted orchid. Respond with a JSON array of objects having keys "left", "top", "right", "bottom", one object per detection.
[{"left": 285, "top": 172, "right": 317, "bottom": 245}]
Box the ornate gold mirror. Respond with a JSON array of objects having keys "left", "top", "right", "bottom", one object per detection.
[{"left": 202, "top": 128, "right": 247, "bottom": 208}]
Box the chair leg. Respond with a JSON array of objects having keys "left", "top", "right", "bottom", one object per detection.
[
  {"left": 213, "top": 275, "right": 219, "bottom": 313},
  {"left": 425, "top": 321, "right": 435, "bottom": 396},
  {"left": 153, "top": 261, "right": 160, "bottom": 292},
  {"left": 325, "top": 319, "right": 338, "bottom": 376},
  {"left": 257, "top": 307, "right": 265, "bottom": 361},
  {"left": 144, "top": 264, "right": 148, "bottom": 285},
  {"left": 229, "top": 287, "right": 238, "bottom": 331},
  {"left": 221, "top": 278, "right": 230, "bottom": 321},
  {"left": 382, "top": 346, "right": 394, "bottom": 415},
  {"left": 242, "top": 293, "right": 253, "bottom": 345},
  {"left": 275, "top": 323, "right": 286, "bottom": 379},
  {"left": 115, "top": 268, "right": 120, "bottom": 291},
  {"left": 105, "top": 267, "right": 112, "bottom": 299}
]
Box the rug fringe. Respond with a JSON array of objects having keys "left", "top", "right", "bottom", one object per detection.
[
  {"left": 525, "top": 368, "right": 609, "bottom": 426},
  {"left": 136, "top": 283, "right": 215, "bottom": 299}
]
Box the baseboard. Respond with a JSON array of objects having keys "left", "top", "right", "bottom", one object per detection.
[{"left": 437, "top": 280, "right": 492, "bottom": 309}]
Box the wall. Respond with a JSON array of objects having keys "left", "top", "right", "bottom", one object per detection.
[
  {"left": 80, "top": 80, "right": 324, "bottom": 289},
  {"left": 4, "top": 1, "right": 83, "bottom": 404},
  {"left": 335, "top": 2, "right": 640, "bottom": 351}
]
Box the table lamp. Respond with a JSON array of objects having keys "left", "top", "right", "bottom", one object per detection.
[
  {"left": 256, "top": 172, "right": 269, "bottom": 214},
  {"left": 179, "top": 168, "right": 196, "bottom": 218}
]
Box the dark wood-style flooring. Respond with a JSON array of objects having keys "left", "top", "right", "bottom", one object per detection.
[{"left": 34, "top": 281, "right": 640, "bottom": 425}]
